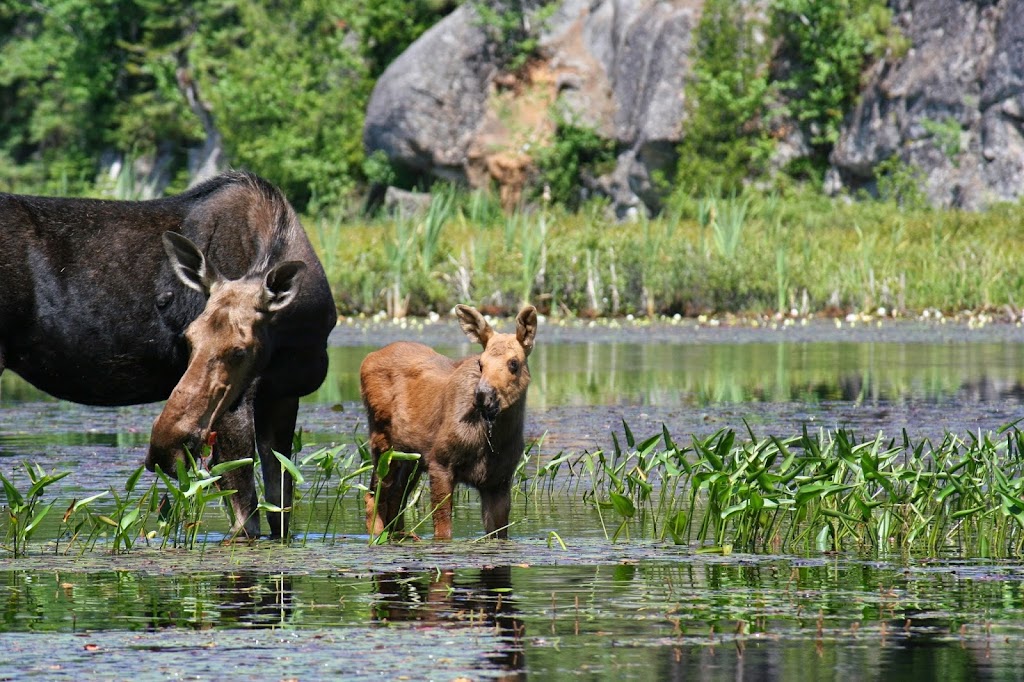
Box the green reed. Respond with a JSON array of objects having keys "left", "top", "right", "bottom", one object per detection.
[
  {"left": 155, "top": 451, "right": 254, "bottom": 549},
  {"left": 529, "top": 419, "right": 1024, "bottom": 557},
  {"left": 0, "top": 462, "right": 69, "bottom": 556}
]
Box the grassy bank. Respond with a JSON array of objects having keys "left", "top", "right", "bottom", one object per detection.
[{"left": 309, "top": 189, "right": 1024, "bottom": 319}]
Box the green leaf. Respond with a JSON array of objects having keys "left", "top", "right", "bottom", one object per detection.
[
  {"left": 609, "top": 492, "right": 636, "bottom": 519},
  {"left": 272, "top": 451, "right": 304, "bottom": 485}
]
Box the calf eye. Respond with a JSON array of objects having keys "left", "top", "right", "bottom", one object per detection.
[
  {"left": 478, "top": 359, "right": 483, "bottom": 371},
  {"left": 229, "top": 347, "right": 247, "bottom": 364},
  {"left": 508, "top": 358, "right": 520, "bottom": 374}
]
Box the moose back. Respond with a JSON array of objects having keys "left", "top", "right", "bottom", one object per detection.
[
  {"left": 0, "top": 171, "right": 336, "bottom": 538},
  {"left": 361, "top": 304, "right": 537, "bottom": 540}
]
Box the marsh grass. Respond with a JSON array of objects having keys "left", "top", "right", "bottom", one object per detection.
[
  {"left": 316, "top": 187, "right": 1024, "bottom": 317},
  {"left": 513, "top": 419, "right": 1024, "bottom": 557},
  {"left": 0, "top": 463, "right": 69, "bottom": 556},
  {"left": 11, "top": 418, "right": 1024, "bottom": 557}
]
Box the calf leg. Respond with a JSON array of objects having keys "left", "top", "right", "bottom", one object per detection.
[
  {"left": 255, "top": 394, "right": 300, "bottom": 540},
  {"left": 479, "top": 485, "right": 512, "bottom": 539},
  {"left": 428, "top": 462, "right": 455, "bottom": 541},
  {"left": 365, "top": 431, "right": 422, "bottom": 537}
]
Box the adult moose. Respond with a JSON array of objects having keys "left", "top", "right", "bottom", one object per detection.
[
  {"left": 0, "top": 171, "right": 336, "bottom": 539},
  {"left": 361, "top": 304, "right": 537, "bottom": 540}
]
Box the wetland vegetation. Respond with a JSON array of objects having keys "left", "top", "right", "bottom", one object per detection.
[{"left": 5, "top": 332, "right": 1024, "bottom": 678}]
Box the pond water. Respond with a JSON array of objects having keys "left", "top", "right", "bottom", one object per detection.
[{"left": 3, "top": 318, "right": 1024, "bottom": 680}]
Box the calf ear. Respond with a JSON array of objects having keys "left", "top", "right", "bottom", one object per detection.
[
  {"left": 262, "top": 261, "right": 306, "bottom": 314},
  {"left": 516, "top": 306, "right": 537, "bottom": 356},
  {"left": 163, "top": 232, "right": 219, "bottom": 296},
  {"left": 456, "top": 304, "right": 493, "bottom": 348}
]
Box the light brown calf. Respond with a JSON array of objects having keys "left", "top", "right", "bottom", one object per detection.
[{"left": 360, "top": 305, "right": 537, "bottom": 540}]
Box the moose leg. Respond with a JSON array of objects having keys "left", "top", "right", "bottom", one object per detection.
[
  {"left": 364, "top": 430, "right": 392, "bottom": 535},
  {"left": 255, "top": 394, "right": 300, "bottom": 540},
  {"left": 428, "top": 463, "right": 455, "bottom": 541},
  {"left": 479, "top": 485, "right": 512, "bottom": 539},
  {"left": 211, "top": 402, "right": 261, "bottom": 539}
]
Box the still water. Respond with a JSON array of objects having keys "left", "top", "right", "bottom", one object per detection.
[{"left": 3, "top": 323, "right": 1024, "bottom": 680}]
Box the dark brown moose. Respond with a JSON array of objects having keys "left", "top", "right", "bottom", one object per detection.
[
  {"left": 0, "top": 171, "right": 336, "bottom": 539},
  {"left": 360, "top": 304, "right": 537, "bottom": 540}
]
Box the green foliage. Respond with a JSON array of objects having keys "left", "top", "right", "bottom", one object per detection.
[
  {"left": 0, "top": 463, "right": 70, "bottom": 557},
  {"left": 472, "top": 0, "right": 557, "bottom": 73},
  {"left": 343, "top": 0, "right": 458, "bottom": 78},
  {"left": 771, "top": 0, "right": 905, "bottom": 158},
  {"left": 874, "top": 155, "right": 926, "bottom": 209},
  {"left": 921, "top": 117, "right": 963, "bottom": 162},
  {"left": 534, "top": 118, "right": 616, "bottom": 210},
  {"left": 0, "top": 0, "right": 445, "bottom": 208},
  {"left": 675, "top": 0, "right": 772, "bottom": 195},
  {"left": 197, "top": 0, "right": 371, "bottom": 212}
]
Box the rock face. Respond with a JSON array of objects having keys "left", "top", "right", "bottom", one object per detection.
[
  {"left": 363, "top": 0, "right": 698, "bottom": 216},
  {"left": 829, "top": 0, "right": 1024, "bottom": 208},
  {"left": 365, "top": 0, "right": 1024, "bottom": 212}
]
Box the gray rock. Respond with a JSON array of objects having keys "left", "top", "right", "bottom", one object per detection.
[
  {"left": 363, "top": 4, "right": 495, "bottom": 183},
  {"left": 362, "top": 0, "right": 698, "bottom": 216},
  {"left": 830, "top": 0, "right": 1024, "bottom": 208}
]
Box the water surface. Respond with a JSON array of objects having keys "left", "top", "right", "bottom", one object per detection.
[{"left": 3, "top": 319, "right": 1024, "bottom": 680}]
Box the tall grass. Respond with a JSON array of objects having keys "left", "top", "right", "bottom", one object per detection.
[{"left": 315, "top": 186, "right": 1024, "bottom": 318}]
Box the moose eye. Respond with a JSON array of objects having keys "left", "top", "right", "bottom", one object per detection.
[
  {"left": 508, "top": 358, "right": 520, "bottom": 375},
  {"left": 229, "top": 347, "right": 248, "bottom": 364}
]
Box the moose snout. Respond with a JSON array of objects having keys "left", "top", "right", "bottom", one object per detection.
[
  {"left": 475, "top": 380, "right": 500, "bottom": 422},
  {"left": 146, "top": 421, "right": 204, "bottom": 473}
]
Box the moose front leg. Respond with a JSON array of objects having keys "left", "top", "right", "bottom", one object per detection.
[
  {"left": 211, "top": 404, "right": 261, "bottom": 539},
  {"left": 255, "top": 394, "right": 300, "bottom": 540},
  {"left": 428, "top": 463, "right": 455, "bottom": 541},
  {"left": 479, "top": 485, "right": 512, "bottom": 539}
]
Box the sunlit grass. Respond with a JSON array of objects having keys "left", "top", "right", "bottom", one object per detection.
[{"left": 308, "top": 187, "right": 1024, "bottom": 318}]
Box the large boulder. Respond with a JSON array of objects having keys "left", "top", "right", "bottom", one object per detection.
[
  {"left": 363, "top": 0, "right": 698, "bottom": 216},
  {"left": 829, "top": 0, "right": 1024, "bottom": 208}
]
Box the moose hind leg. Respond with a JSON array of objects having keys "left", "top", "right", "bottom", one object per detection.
[
  {"left": 479, "top": 486, "right": 512, "bottom": 539},
  {"left": 255, "top": 394, "right": 300, "bottom": 540}
]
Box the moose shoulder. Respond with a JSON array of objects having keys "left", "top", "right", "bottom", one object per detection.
[
  {"left": 0, "top": 171, "right": 336, "bottom": 539},
  {"left": 361, "top": 304, "right": 537, "bottom": 540}
]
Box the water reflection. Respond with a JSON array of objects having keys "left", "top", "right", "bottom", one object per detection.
[
  {"left": 372, "top": 566, "right": 525, "bottom": 677},
  {"left": 304, "top": 341, "right": 1024, "bottom": 408},
  {"left": 7, "top": 341, "right": 1024, "bottom": 410}
]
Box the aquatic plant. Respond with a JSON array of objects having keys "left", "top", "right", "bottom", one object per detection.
[
  {"left": 296, "top": 444, "right": 372, "bottom": 544},
  {"left": 0, "top": 462, "right": 69, "bottom": 557},
  {"left": 559, "top": 420, "right": 1024, "bottom": 557},
  {"left": 155, "top": 449, "right": 254, "bottom": 549}
]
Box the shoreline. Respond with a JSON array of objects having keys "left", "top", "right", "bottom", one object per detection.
[{"left": 329, "top": 311, "right": 1024, "bottom": 347}]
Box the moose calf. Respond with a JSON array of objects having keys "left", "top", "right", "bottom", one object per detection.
[{"left": 360, "top": 305, "right": 537, "bottom": 540}]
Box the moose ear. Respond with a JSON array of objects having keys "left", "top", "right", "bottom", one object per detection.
[
  {"left": 516, "top": 306, "right": 537, "bottom": 356},
  {"left": 262, "top": 261, "right": 306, "bottom": 314},
  {"left": 163, "top": 231, "right": 219, "bottom": 296},
  {"left": 456, "top": 304, "right": 493, "bottom": 348}
]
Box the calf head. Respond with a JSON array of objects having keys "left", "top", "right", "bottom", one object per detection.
[
  {"left": 145, "top": 231, "right": 305, "bottom": 473},
  {"left": 456, "top": 304, "right": 537, "bottom": 422}
]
